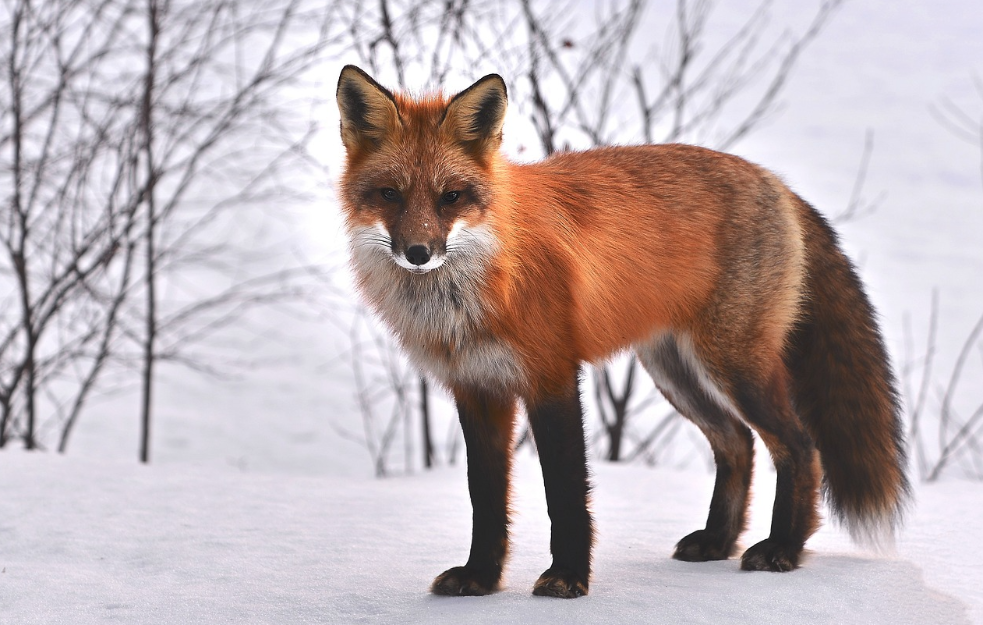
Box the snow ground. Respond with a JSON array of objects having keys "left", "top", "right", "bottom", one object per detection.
[{"left": 0, "top": 451, "right": 976, "bottom": 624}]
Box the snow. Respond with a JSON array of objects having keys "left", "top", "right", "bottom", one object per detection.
[
  {"left": 3, "top": 0, "right": 983, "bottom": 623},
  {"left": 0, "top": 452, "right": 975, "bottom": 624}
]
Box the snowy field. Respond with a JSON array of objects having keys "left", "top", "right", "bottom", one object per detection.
[
  {"left": 3, "top": 0, "right": 983, "bottom": 623},
  {"left": 0, "top": 452, "right": 978, "bottom": 624}
]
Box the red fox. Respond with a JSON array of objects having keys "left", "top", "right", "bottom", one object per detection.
[{"left": 335, "top": 65, "right": 910, "bottom": 598}]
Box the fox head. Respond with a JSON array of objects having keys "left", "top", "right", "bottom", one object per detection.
[{"left": 336, "top": 65, "right": 506, "bottom": 275}]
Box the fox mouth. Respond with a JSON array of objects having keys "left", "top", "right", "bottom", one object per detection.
[{"left": 392, "top": 253, "right": 446, "bottom": 274}]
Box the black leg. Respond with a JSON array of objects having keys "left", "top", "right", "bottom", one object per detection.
[
  {"left": 673, "top": 422, "right": 755, "bottom": 562},
  {"left": 526, "top": 374, "right": 593, "bottom": 598},
  {"left": 637, "top": 337, "right": 755, "bottom": 562},
  {"left": 731, "top": 371, "right": 820, "bottom": 572},
  {"left": 431, "top": 389, "right": 516, "bottom": 596}
]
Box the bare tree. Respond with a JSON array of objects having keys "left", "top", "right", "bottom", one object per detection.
[
  {"left": 592, "top": 359, "right": 667, "bottom": 461},
  {"left": 931, "top": 73, "right": 983, "bottom": 197},
  {"left": 834, "top": 129, "right": 885, "bottom": 223},
  {"left": 0, "top": 0, "right": 347, "bottom": 457},
  {"left": 1, "top": 0, "right": 148, "bottom": 450},
  {"left": 904, "top": 294, "right": 983, "bottom": 481},
  {"left": 139, "top": 0, "right": 161, "bottom": 465},
  {"left": 124, "top": 0, "right": 344, "bottom": 463},
  {"left": 903, "top": 79, "right": 983, "bottom": 481},
  {"left": 928, "top": 311, "right": 983, "bottom": 481},
  {"left": 902, "top": 76, "right": 983, "bottom": 482},
  {"left": 340, "top": 309, "right": 419, "bottom": 477}
]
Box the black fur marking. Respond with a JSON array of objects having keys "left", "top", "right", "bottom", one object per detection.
[
  {"left": 674, "top": 529, "right": 737, "bottom": 562},
  {"left": 337, "top": 65, "right": 398, "bottom": 105},
  {"left": 740, "top": 539, "right": 801, "bottom": 572},
  {"left": 337, "top": 65, "right": 400, "bottom": 136},
  {"left": 730, "top": 374, "right": 818, "bottom": 568},
  {"left": 431, "top": 390, "right": 515, "bottom": 596},
  {"left": 469, "top": 92, "right": 505, "bottom": 138},
  {"left": 339, "top": 81, "right": 370, "bottom": 131},
  {"left": 533, "top": 566, "right": 588, "bottom": 598},
  {"left": 432, "top": 565, "right": 499, "bottom": 596},
  {"left": 442, "top": 74, "right": 507, "bottom": 138},
  {"left": 527, "top": 373, "right": 593, "bottom": 596}
]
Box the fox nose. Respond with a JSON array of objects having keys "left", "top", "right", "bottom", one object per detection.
[{"left": 405, "top": 245, "right": 432, "bottom": 266}]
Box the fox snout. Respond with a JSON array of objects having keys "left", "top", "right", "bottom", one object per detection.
[
  {"left": 351, "top": 218, "right": 496, "bottom": 277},
  {"left": 391, "top": 238, "right": 446, "bottom": 274}
]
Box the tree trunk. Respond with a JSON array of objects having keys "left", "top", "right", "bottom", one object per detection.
[
  {"left": 420, "top": 376, "right": 435, "bottom": 468},
  {"left": 139, "top": 0, "right": 161, "bottom": 464}
]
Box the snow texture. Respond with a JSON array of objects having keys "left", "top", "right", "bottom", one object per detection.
[{"left": 0, "top": 452, "right": 977, "bottom": 624}]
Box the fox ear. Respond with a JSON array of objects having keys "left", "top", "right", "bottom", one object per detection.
[
  {"left": 337, "top": 65, "right": 400, "bottom": 152},
  {"left": 442, "top": 74, "right": 507, "bottom": 155}
]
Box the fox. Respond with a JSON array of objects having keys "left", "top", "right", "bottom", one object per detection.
[{"left": 335, "top": 65, "right": 910, "bottom": 598}]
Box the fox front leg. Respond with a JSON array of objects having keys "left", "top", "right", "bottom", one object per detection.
[
  {"left": 431, "top": 390, "right": 517, "bottom": 596},
  {"left": 526, "top": 374, "right": 594, "bottom": 598}
]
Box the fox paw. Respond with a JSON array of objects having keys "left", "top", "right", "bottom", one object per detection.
[
  {"left": 532, "top": 566, "right": 588, "bottom": 598},
  {"left": 431, "top": 566, "right": 499, "bottom": 596},
  {"left": 740, "top": 539, "right": 802, "bottom": 572},
  {"left": 673, "top": 529, "right": 737, "bottom": 562}
]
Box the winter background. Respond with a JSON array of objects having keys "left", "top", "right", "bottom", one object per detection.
[{"left": 2, "top": 0, "right": 983, "bottom": 623}]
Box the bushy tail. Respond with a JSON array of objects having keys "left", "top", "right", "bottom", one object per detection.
[{"left": 785, "top": 198, "right": 911, "bottom": 549}]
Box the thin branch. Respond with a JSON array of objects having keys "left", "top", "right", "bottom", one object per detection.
[
  {"left": 903, "top": 289, "right": 938, "bottom": 479},
  {"left": 835, "top": 128, "right": 886, "bottom": 223},
  {"left": 927, "top": 310, "right": 983, "bottom": 481}
]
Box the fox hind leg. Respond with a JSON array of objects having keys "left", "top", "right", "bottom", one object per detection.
[
  {"left": 640, "top": 335, "right": 821, "bottom": 571},
  {"left": 728, "top": 368, "right": 821, "bottom": 572},
  {"left": 636, "top": 336, "right": 755, "bottom": 563}
]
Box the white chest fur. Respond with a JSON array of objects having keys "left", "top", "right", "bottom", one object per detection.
[{"left": 348, "top": 222, "right": 526, "bottom": 392}]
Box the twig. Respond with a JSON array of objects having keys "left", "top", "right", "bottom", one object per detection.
[
  {"left": 927, "top": 309, "right": 983, "bottom": 481},
  {"left": 902, "top": 289, "right": 938, "bottom": 479}
]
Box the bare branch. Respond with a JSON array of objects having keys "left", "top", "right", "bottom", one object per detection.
[
  {"left": 834, "top": 129, "right": 886, "bottom": 223},
  {"left": 927, "top": 310, "right": 983, "bottom": 481},
  {"left": 902, "top": 289, "right": 938, "bottom": 479}
]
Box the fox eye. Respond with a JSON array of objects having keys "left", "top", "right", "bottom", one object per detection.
[
  {"left": 442, "top": 191, "right": 460, "bottom": 204},
  {"left": 380, "top": 188, "right": 400, "bottom": 202}
]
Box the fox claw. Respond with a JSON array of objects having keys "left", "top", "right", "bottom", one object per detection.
[
  {"left": 431, "top": 566, "right": 499, "bottom": 596},
  {"left": 532, "top": 566, "right": 588, "bottom": 598}
]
